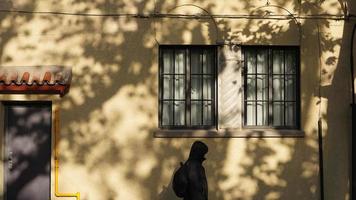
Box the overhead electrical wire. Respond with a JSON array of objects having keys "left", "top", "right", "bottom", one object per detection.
[{"left": 0, "top": 9, "right": 355, "bottom": 20}]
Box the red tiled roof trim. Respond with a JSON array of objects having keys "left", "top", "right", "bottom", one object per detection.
[{"left": 0, "top": 66, "right": 72, "bottom": 96}]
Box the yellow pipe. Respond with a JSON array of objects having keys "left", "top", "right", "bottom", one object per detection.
[{"left": 54, "top": 107, "right": 81, "bottom": 200}]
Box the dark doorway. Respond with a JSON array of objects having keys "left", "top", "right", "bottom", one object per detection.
[{"left": 3, "top": 102, "right": 52, "bottom": 200}]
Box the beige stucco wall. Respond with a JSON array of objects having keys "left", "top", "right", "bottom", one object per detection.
[{"left": 0, "top": 0, "right": 354, "bottom": 199}]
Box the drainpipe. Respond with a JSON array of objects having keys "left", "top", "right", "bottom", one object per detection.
[
  {"left": 350, "top": 23, "right": 356, "bottom": 200},
  {"left": 316, "top": 17, "right": 325, "bottom": 200},
  {"left": 54, "top": 108, "right": 81, "bottom": 200},
  {"left": 318, "top": 119, "right": 324, "bottom": 200}
]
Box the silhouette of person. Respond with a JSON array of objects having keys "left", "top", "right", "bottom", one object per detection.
[{"left": 184, "top": 141, "right": 208, "bottom": 200}]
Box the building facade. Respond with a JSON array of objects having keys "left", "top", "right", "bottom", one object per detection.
[{"left": 0, "top": 0, "right": 355, "bottom": 199}]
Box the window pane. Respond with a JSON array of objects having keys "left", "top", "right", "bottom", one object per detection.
[
  {"left": 203, "top": 50, "right": 213, "bottom": 74},
  {"left": 256, "top": 101, "right": 268, "bottom": 126},
  {"left": 175, "top": 75, "right": 185, "bottom": 100},
  {"left": 286, "top": 102, "right": 296, "bottom": 126},
  {"left": 257, "top": 75, "right": 268, "bottom": 100},
  {"left": 203, "top": 75, "right": 213, "bottom": 99},
  {"left": 163, "top": 50, "right": 173, "bottom": 73},
  {"left": 246, "top": 102, "right": 256, "bottom": 125},
  {"left": 191, "top": 75, "right": 202, "bottom": 99},
  {"left": 191, "top": 101, "right": 202, "bottom": 125},
  {"left": 203, "top": 101, "right": 212, "bottom": 125},
  {"left": 175, "top": 50, "right": 185, "bottom": 74},
  {"left": 285, "top": 75, "right": 296, "bottom": 101},
  {"left": 191, "top": 49, "right": 202, "bottom": 74},
  {"left": 243, "top": 47, "right": 298, "bottom": 128},
  {"left": 246, "top": 50, "right": 256, "bottom": 74},
  {"left": 273, "top": 102, "right": 284, "bottom": 126},
  {"left": 273, "top": 75, "right": 284, "bottom": 100},
  {"left": 246, "top": 75, "right": 256, "bottom": 100},
  {"left": 163, "top": 75, "right": 174, "bottom": 99},
  {"left": 257, "top": 50, "right": 268, "bottom": 74},
  {"left": 160, "top": 47, "right": 216, "bottom": 128},
  {"left": 174, "top": 101, "right": 185, "bottom": 126},
  {"left": 273, "top": 50, "right": 284, "bottom": 74},
  {"left": 162, "top": 101, "right": 173, "bottom": 125},
  {"left": 285, "top": 50, "right": 296, "bottom": 74}
]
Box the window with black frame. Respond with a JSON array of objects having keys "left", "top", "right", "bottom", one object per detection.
[
  {"left": 159, "top": 46, "right": 216, "bottom": 129},
  {"left": 243, "top": 46, "right": 299, "bottom": 129}
]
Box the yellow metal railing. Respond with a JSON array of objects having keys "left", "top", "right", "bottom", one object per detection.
[{"left": 54, "top": 108, "right": 80, "bottom": 200}]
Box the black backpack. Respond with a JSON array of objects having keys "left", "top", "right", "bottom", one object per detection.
[{"left": 172, "top": 162, "right": 188, "bottom": 198}]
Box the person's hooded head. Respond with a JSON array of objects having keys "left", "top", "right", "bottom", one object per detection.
[{"left": 188, "top": 141, "right": 208, "bottom": 162}]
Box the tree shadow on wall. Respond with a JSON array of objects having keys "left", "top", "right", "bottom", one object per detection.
[{"left": 0, "top": 0, "right": 352, "bottom": 199}]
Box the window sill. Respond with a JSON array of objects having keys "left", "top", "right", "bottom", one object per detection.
[{"left": 154, "top": 128, "right": 305, "bottom": 138}]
